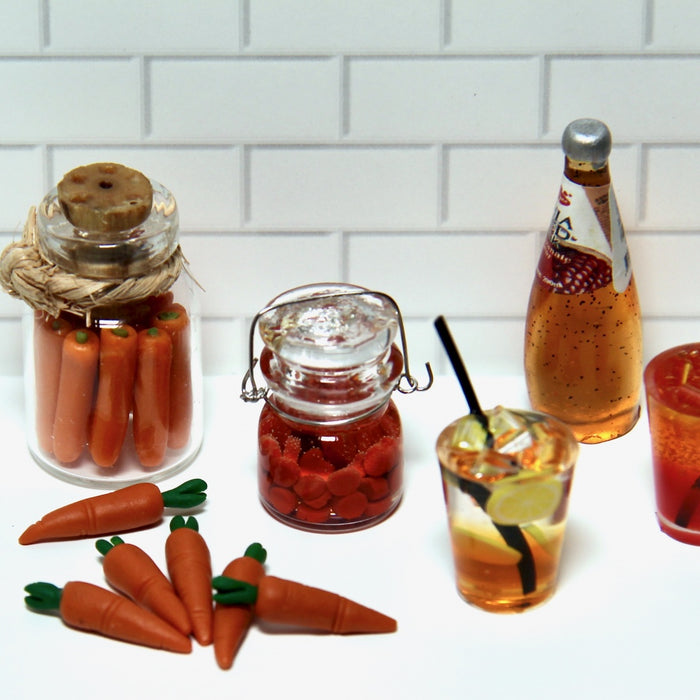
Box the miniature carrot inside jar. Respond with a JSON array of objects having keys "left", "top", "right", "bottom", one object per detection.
[
  {"left": 0, "top": 162, "right": 202, "bottom": 485},
  {"left": 242, "top": 283, "right": 432, "bottom": 532}
]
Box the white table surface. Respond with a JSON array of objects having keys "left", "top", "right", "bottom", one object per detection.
[{"left": 2, "top": 374, "right": 698, "bottom": 700}]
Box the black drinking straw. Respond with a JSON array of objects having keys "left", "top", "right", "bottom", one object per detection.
[
  {"left": 674, "top": 475, "right": 700, "bottom": 528},
  {"left": 434, "top": 315, "right": 536, "bottom": 596},
  {"left": 434, "top": 316, "right": 491, "bottom": 440}
]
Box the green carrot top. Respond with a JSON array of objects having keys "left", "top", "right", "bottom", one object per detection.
[
  {"left": 157, "top": 310, "right": 181, "bottom": 321},
  {"left": 169, "top": 515, "right": 199, "bottom": 532},
  {"left": 211, "top": 542, "right": 268, "bottom": 605},
  {"left": 95, "top": 535, "right": 126, "bottom": 556},
  {"left": 212, "top": 576, "right": 259, "bottom": 605},
  {"left": 243, "top": 542, "right": 267, "bottom": 564},
  {"left": 161, "top": 479, "right": 207, "bottom": 509},
  {"left": 24, "top": 582, "right": 62, "bottom": 612}
]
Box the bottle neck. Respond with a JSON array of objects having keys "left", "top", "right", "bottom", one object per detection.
[
  {"left": 564, "top": 157, "right": 610, "bottom": 187},
  {"left": 542, "top": 156, "right": 632, "bottom": 295}
]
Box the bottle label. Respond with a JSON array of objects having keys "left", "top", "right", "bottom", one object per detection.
[{"left": 538, "top": 176, "right": 632, "bottom": 294}]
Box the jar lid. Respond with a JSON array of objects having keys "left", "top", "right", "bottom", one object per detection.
[
  {"left": 258, "top": 283, "right": 399, "bottom": 369},
  {"left": 562, "top": 118, "right": 612, "bottom": 165},
  {"left": 36, "top": 178, "right": 178, "bottom": 280}
]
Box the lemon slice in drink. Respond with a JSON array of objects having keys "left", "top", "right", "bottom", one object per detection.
[{"left": 486, "top": 477, "right": 563, "bottom": 526}]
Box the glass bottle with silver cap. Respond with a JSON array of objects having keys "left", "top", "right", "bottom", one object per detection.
[{"left": 524, "top": 118, "right": 643, "bottom": 443}]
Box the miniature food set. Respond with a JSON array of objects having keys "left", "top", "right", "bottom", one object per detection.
[{"left": 2, "top": 146, "right": 697, "bottom": 675}]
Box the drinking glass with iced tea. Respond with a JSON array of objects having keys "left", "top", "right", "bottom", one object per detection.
[
  {"left": 436, "top": 407, "right": 579, "bottom": 613},
  {"left": 644, "top": 343, "right": 700, "bottom": 545}
]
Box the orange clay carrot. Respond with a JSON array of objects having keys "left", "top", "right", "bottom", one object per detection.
[
  {"left": 96, "top": 535, "right": 191, "bottom": 636},
  {"left": 18, "top": 478, "right": 207, "bottom": 545},
  {"left": 24, "top": 581, "right": 191, "bottom": 653},
  {"left": 146, "top": 291, "right": 174, "bottom": 318},
  {"left": 33, "top": 312, "right": 74, "bottom": 454},
  {"left": 165, "top": 515, "right": 213, "bottom": 646},
  {"left": 154, "top": 303, "right": 192, "bottom": 449},
  {"left": 212, "top": 542, "right": 267, "bottom": 670},
  {"left": 133, "top": 327, "right": 172, "bottom": 467},
  {"left": 88, "top": 325, "right": 138, "bottom": 467},
  {"left": 213, "top": 574, "right": 397, "bottom": 635},
  {"left": 52, "top": 328, "right": 100, "bottom": 463}
]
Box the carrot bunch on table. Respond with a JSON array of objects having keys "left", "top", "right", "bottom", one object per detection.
[
  {"left": 33, "top": 295, "right": 193, "bottom": 469},
  {"left": 22, "top": 506, "right": 397, "bottom": 665},
  {"left": 23, "top": 510, "right": 213, "bottom": 655}
]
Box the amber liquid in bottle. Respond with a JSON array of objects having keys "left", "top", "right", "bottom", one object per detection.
[{"left": 524, "top": 158, "right": 643, "bottom": 443}]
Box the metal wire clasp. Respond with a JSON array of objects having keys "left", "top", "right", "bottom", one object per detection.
[{"left": 240, "top": 288, "right": 433, "bottom": 403}]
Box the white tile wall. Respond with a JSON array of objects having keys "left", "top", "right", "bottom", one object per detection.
[
  {"left": 644, "top": 146, "right": 700, "bottom": 228},
  {"left": 648, "top": 0, "right": 700, "bottom": 50},
  {"left": 48, "top": 1, "right": 240, "bottom": 53},
  {"left": 347, "top": 57, "right": 541, "bottom": 140},
  {"left": 0, "top": 149, "right": 44, "bottom": 230},
  {"left": 0, "top": 3, "right": 40, "bottom": 52},
  {"left": 0, "top": 58, "right": 142, "bottom": 141},
  {"left": 0, "top": 0, "right": 698, "bottom": 379},
  {"left": 548, "top": 57, "right": 700, "bottom": 140},
  {"left": 149, "top": 58, "right": 341, "bottom": 140},
  {"left": 447, "top": 1, "right": 646, "bottom": 52},
  {"left": 247, "top": 1, "right": 442, "bottom": 53},
  {"left": 248, "top": 146, "right": 439, "bottom": 228}
]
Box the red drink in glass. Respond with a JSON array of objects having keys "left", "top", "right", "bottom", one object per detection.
[{"left": 644, "top": 343, "right": 700, "bottom": 544}]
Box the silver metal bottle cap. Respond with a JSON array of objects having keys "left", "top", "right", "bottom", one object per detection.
[{"left": 561, "top": 118, "right": 612, "bottom": 164}]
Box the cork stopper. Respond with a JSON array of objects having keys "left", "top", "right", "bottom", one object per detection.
[
  {"left": 57, "top": 162, "right": 153, "bottom": 234},
  {"left": 562, "top": 118, "right": 612, "bottom": 166},
  {"left": 37, "top": 165, "right": 178, "bottom": 279}
]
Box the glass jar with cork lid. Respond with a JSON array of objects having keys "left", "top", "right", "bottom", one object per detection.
[
  {"left": 242, "top": 283, "right": 432, "bottom": 532},
  {"left": 0, "top": 162, "right": 203, "bottom": 485}
]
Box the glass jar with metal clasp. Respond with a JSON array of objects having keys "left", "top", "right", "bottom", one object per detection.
[{"left": 242, "top": 283, "right": 432, "bottom": 532}]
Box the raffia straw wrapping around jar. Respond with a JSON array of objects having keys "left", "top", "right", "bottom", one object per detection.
[{"left": 0, "top": 207, "right": 189, "bottom": 323}]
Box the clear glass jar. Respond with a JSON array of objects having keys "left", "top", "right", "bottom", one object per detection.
[
  {"left": 13, "top": 165, "right": 203, "bottom": 486},
  {"left": 243, "top": 283, "right": 432, "bottom": 532}
]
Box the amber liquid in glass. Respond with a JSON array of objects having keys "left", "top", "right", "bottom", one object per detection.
[
  {"left": 450, "top": 523, "right": 565, "bottom": 612},
  {"left": 525, "top": 159, "right": 643, "bottom": 443},
  {"left": 437, "top": 410, "right": 577, "bottom": 613}
]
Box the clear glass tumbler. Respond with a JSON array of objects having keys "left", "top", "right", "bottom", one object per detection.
[
  {"left": 436, "top": 407, "right": 579, "bottom": 612},
  {"left": 644, "top": 343, "right": 700, "bottom": 545}
]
